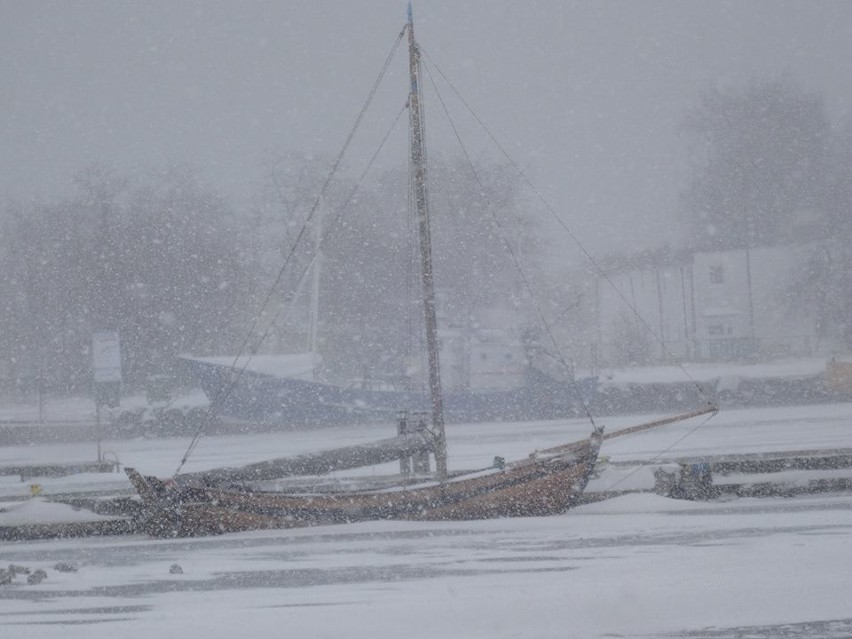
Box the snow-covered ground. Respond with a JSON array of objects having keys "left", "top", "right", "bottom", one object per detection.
[
  {"left": 1, "top": 400, "right": 852, "bottom": 637},
  {"left": 596, "top": 356, "right": 828, "bottom": 387}
]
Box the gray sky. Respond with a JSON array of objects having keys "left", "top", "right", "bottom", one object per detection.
[{"left": 2, "top": 1, "right": 851, "bottom": 261}]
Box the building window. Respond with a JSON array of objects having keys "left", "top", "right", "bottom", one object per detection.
[
  {"left": 708, "top": 324, "right": 725, "bottom": 337},
  {"left": 709, "top": 265, "right": 724, "bottom": 284}
]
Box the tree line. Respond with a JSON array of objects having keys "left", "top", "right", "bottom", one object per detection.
[
  {"left": 0, "top": 167, "right": 254, "bottom": 394},
  {"left": 681, "top": 76, "right": 852, "bottom": 250},
  {"left": 6, "top": 74, "right": 849, "bottom": 398},
  {"left": 680, "top": 76, "right": 852, "bottom": 348},
  {"left": 0, "top": 158, "right": 538, "bottom": 395}
]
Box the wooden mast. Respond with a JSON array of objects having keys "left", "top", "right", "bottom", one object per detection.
[{"left": 407, "top": 3, "right": 448, "bottom": 480}]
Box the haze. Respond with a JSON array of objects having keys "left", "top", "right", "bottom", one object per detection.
[{"left": 2, "top": 1, "right": 851, "bottom": 258}]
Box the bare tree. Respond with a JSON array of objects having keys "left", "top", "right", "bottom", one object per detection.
[
  {"left": 314, "top": 157, "right": 544, "bottom": 385},
  {"left": 0, "top": 166, "right": 255, "bottom": 392},
  {"left": 681, "top": 77, "right": 832, "bottom": 250}
]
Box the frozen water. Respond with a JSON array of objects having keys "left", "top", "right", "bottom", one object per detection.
[{"left": 0, "top": 401, "right": 851, "bottom": 637}]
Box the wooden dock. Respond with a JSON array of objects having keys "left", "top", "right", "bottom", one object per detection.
[
  {"left": 647, "top": 447, "right": 852, "bottom": 500},
  {"left": 670, "top": 447, "right": 852, "bottom": 475},
  {"left": 0, "top": 519, "right": 135, "bottom": 542},
  {"left": 0, "top": 460, "right": 120, "bottom": 482}
]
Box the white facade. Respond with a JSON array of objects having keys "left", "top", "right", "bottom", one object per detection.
[
  {"left": 437, "top": 303, "right": 528, "bottom": 391},
  {"left": 597, "top": 243, "right": 821, "bottom": 365},
  {"left": 597, "top": 263, "right": 693, "bottom": 364},
  {"left": 692, "top": 245, "right": 818, "bottom": 358}
]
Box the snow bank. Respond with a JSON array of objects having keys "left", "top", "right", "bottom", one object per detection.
[{"left": 0, "top": 498, "right": 116, "bottom": 525}]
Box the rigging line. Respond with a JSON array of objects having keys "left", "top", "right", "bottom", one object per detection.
[
  {"left": 176, "top": 102, "right": 411, "bottom": 476},
  {"left": 240, "top": 26, "right": 408, "bottom": 384},
  {"left": 173, "top": 29, "right": 408, "bottom": 477},
  {"left": 253, "top": 102, "right": 411, "bottom": 368},
  {"left": 597, "top": 407, "right": 718, "bottom": 493},
  {"left": 420, "top": 46, "right": 714, "bottom": 406},
  {"left": 243, "top": 23, "right": 408, "bottom": 355},
  {"left": 421, "top": 59, "right": 598, "bottom": 428}
]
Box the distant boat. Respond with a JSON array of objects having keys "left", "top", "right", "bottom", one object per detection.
[
  {"left": 127, "top": 5, "right": 713, "bottom": 538},
  {"left": 177, "top": 351, "right": 598, "bottom": 426}
]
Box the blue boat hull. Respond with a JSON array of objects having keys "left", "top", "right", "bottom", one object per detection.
[{"left": 178, "top": 357, "right": 597, "bottom": 426}]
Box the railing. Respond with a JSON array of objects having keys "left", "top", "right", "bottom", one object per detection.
[
  {"left": 694, "top": 335, "right": 816, "bottom": 361},
  {"left": 695, "top": 337, "right": 758, "bottom": 360}
]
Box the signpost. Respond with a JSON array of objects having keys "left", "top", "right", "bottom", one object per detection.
[
  {"left": 92, "top": 331, "right": 121, "bottom": 461},
  {"left": 93, "top": 331, "right": 122, "bottom": 384}
]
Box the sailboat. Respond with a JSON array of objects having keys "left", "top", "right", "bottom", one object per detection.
[
  {"left": 175, "top": 349, "right": 599, "bottom": 426},
  {"left": 125, "top": 5, "right": 715, "bottom": 538}
]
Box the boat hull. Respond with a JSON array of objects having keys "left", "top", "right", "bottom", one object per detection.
[
  {"left": 178, "top": 356, "right": 597, "bottom": 426},
  {"left": 127, "top": 436, "right": 601, "bottom": 537}
]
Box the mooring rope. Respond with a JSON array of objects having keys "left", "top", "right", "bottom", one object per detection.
[{"left": 597, "top": 406, "right": 718, "bottom": 493}]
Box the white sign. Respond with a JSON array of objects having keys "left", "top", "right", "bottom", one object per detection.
[{"left": 93, "top": 331, "right": 122, "bottom": 383}]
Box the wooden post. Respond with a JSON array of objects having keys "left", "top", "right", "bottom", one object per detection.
[
  {"left": 397, "top": 413, "right": 412, "bottom": 476},
  {"left": 412, "top": 417, "right": 431, "bottom": 474}
]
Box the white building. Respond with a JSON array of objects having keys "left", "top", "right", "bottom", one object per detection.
[
  {"left": 437, "top": 302, "right": 528, "bottom": 391},
  {"left": 596, "top": 243, "right": 821, "bottom": 365},
  {"left": 596, "top": 250, "right": 693, "bottom": 364}
]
